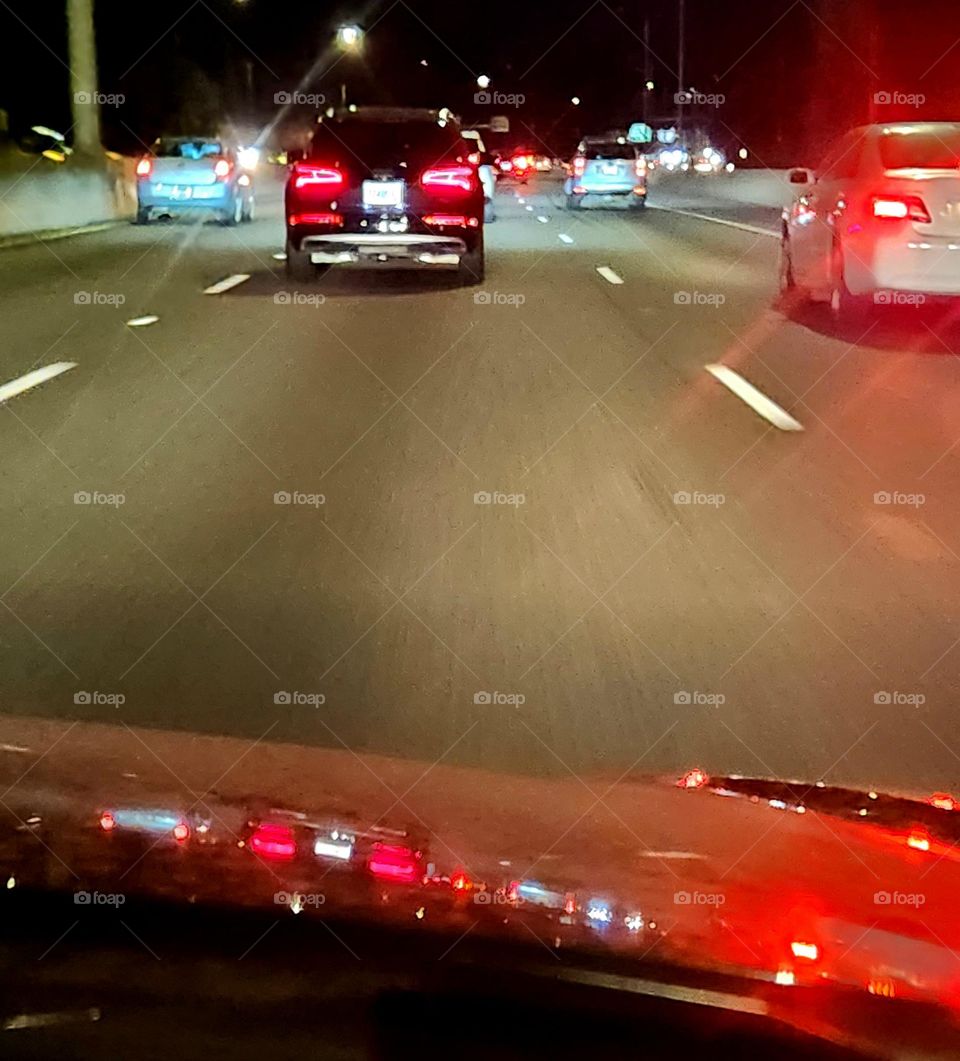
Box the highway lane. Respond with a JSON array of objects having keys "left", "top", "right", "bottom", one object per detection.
[{"left": 2, "top": 170, "right": 960, "bottom": 796}]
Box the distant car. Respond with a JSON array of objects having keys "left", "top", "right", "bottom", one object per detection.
[
  {"left": 781, "top": 121, "right": 960, "bottom": 321},
  {"left": 135, "top": 137, "right": 254, "bottom": 225},
  {"left": 564, "top": 138, "right": 647, "bottom": 210},
  {"left": 283, "top": 107, "right": 485, "bottom": 284}
]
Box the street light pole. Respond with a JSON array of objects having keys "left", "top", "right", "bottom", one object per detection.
[
  {"left": 677, "top": 0, "right": 685, "bottom": 137},
  {"left": 67, "top": 0, "right": 102, "bottom": 157}
]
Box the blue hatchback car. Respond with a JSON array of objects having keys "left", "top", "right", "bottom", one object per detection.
[
  {"left": 135, "top": 137, "right": 255, "bottom": 225},
  {"left": 564, "top": 137, "right": 647, "bottom": 211}
]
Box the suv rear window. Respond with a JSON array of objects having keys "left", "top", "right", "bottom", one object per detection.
[
  {"left": 155, "top": 139, "right": 222, "bottom": 159},
  {"left": 879, "top": 130, "right": 960, "bottom": 170},
  {"left": 309, "top": 121, "right": 465, "bottom": 169},
  {"left": 581, "top": 142, "right": 635, "bottom": 160}
]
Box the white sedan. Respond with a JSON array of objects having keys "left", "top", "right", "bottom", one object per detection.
[{"left": 780, "top": 122, "right": 960, "bottom": 321}]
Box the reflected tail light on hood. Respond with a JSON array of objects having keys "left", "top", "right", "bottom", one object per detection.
[
  {"left": 136, "top": 158, "right": 152, "bottom": 177},
  {"left": 368, "top": 841, "right": 422, "bottom": 882},
  {"left": 293, "top": 164, "right": 345, "bottom": 191},
  {"left": 248, "top": 822, "right": 297, "bottom": 862},
  {"left": 872, "top": 195, "right": 931, "bottom": 223},
  {"left": 421, "top": 165, "right": 475, "bottom": 193}
]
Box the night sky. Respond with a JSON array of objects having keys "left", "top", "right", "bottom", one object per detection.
[{"left": 2, "top": 0, "right": 960, "bottom": 163}]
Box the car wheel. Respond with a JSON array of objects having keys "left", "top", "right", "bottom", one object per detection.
[
  {"left": 778, "top": 235, "right": 796, "bottom": 294},
  {"left": 285, "top": 239, "right": 317, "bottom": 282},
  {"left": 828, "top": 242, "right": 869, "bottom": 326},
  {"left": 483, "top": 200, "right": 496, "bottom": 223},
  {"left": 241, "top": 195, "right": 255, "bottom": 223},
  {"left": 221, "top": 196, "right": 243, "bottom": 227},
  {"left": 457, "top": 232, "right": 485, "bottom": 285},
  {"left": 565, "top": 195, "right": 582, "bottom": 211},
  {"left": 630, "top": 196, "right": 647, "bottom": 211},
  {"left": 134, "top": 206, "right": 150, "bottom": 225}
]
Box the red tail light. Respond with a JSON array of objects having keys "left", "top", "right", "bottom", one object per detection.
[
  {"left": 213, "top": 158, "right": 232, "bottom": 180},
  {"left": 421, "top": 165, "right": 475, "bottom": 193},
  {"left": 677, "top": 768, "right": 709, "bottom": 789},
  {"left": 293, "top": 164, "right": 345, "bottom": 191},
  {"left": 512, "top": 155, "right": 530, "bottom": 171},
  {"left": 172, "top": 822, "right": 190, "bottom": 843},
  {"left": 99, "top": 811, "right": 116, "bottom": 832},
  {"left": 635, "top": 156, "right": 647, "bottom": 178},
  {"left": 249, "top": 822, "right": 297, "bottom": 862},
  {"left": 790, "top": 940, "right": 820, "bottom": 962},
  {"left": 872, "top": 195, "right": 931, "bottom": 223},
  {"left": 929, "top": 792, "right": 957, "bottom": 811},
  {"left": 573, "top": 156, "right": 586, "bottom": 177},
  {"left": 423, "top": 213, "right": 479, "bottom": 228},
  {"left": 287, "top": 212, "right": 344, "bottom": 226},
  {"left": 368, "top": 841, "right": 421, "bottom": 882},
  {"left": 467, "top": 151, "right": 481, "bottom": 165},
  {"left": 136, "top": 158, "right": 152, "bottom": 177}
]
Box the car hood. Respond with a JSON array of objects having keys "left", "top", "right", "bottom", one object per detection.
[{"left": 1, "top": 714, "right": 959, "bottom": 1051}]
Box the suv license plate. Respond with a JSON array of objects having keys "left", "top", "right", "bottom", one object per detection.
[{"left": 362, "top": 180, "right": 404, "bottom": 207}]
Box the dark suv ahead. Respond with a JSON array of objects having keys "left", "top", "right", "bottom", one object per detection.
[{"left": 284, "top": 108, "right": 485, "bottom": 284}]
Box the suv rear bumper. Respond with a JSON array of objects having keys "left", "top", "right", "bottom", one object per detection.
[{"left": 299, "top": 232, "right": 470, "bottom": 265}]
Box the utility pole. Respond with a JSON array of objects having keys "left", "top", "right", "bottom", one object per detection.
[
  {"left": 67, "top": 0, "right": 102, "bottom": 157},
  {"left": 642, "top": 15, "right": 651, "bottom": 122},
  {"left": 676, "top": 0, "right": 685, "bottom": 139}
]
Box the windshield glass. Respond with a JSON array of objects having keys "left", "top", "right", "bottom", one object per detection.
[
  {"left": 309, "top": 121, "right": 463, "bottom": 168},
  {"left": 879, "top": 128, "right": 960, "bottom": 169},
  {"left": 154, "top": 138, "right": 223, "bottom": 159}
]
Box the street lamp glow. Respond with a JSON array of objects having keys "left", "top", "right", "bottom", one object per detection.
[
  {"left": 571, "top": 96, "right": 581, "bottom": 105},
  {"left": 336, "top": 24, "right": 363, "bottom": 49},
  {"left": 477, "top": 74, "right": 491, "bottom": 89},
  {"left": 645, "top": 80, "right": 655, "bottom": 91}
]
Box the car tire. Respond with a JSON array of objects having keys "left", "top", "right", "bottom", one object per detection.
[
  {"left": 457, "top": 232, "right": 485, "bottom": 285},
  {"left": 484, "top": 200, "right": 496, "bottom": 223},
  {"left": 134, "top": 206, "right": 150, "bottom": 225},
  {"left": 828, "top": 242, "right": 869, "bottom": 327},
  {"left": 630, "top": 196, "right": 647, "bottom": 211},
  {"left": 241, "top": 195, "right": 255, "bottom": 223},
  {"left": 285, "top": 239, "right": 317, "bottom": 282},
  {"left": 565, "top": 195, "right": 582, "bottom": 211},
  {"left": 778, "top": 235, "right": 796, "bottom": 295},
  {"left": 221, "top": 196, "right": 243, "bottom": 227}
]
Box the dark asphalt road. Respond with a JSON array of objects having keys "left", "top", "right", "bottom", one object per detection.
[{"left": 3, "top": 169, "right": 960, "bottom": 796}]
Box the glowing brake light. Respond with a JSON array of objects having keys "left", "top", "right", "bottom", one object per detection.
[
  {"left": 790, "top": 940, "right": 819, "bottom": 962},
  {"left": 450, "top": 869, "right": 471, "bottom": 891},
  {"left": 136, "top": 158, "right": 152, "bottom": 177},
  {"left": 907, "top": 830, "right": 931, "bottom": 851},
  {"left": 573, "top": 156, "right": 586, "bottom": 177},
  {"left": 872, "top": 195, "right": 931, "bottom": 223},
  {"left": 172, "top": 821, "right": 190, "bottom": 843},
  {"left": 293, "top": 164, "right": 345, "bottom": 190},
  {"left": 249, "top": 822, "right": 297, "bottom": 862},
  {"left": 421, "top": 165, "right": 475, "bottom": 193},
  {"left": 677, "top": 768, "right": 709, "bottom": 789},
  {"left": 213, "top": 158, "right": 232, "bottom": 179},
  {"left": 99, "top": 811, "right": 116, "bottom": 832},
  {"left": 929, "top": 792, "right": 956, "bottom": 811},
  {"left": 422, "top": 213, "right": 479, "bottom": 227},
  {"left": 287, "top": 212, "right": 343, "bottom": 226},
  {"left": 368, "top": 841, "right": 421, "bottom": 882},
  {"left": 635, "top": 156, "right": 647, "bottom": 178},
  {"left": 467, "top": 151, "right": 481, "bottom": 165}
]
